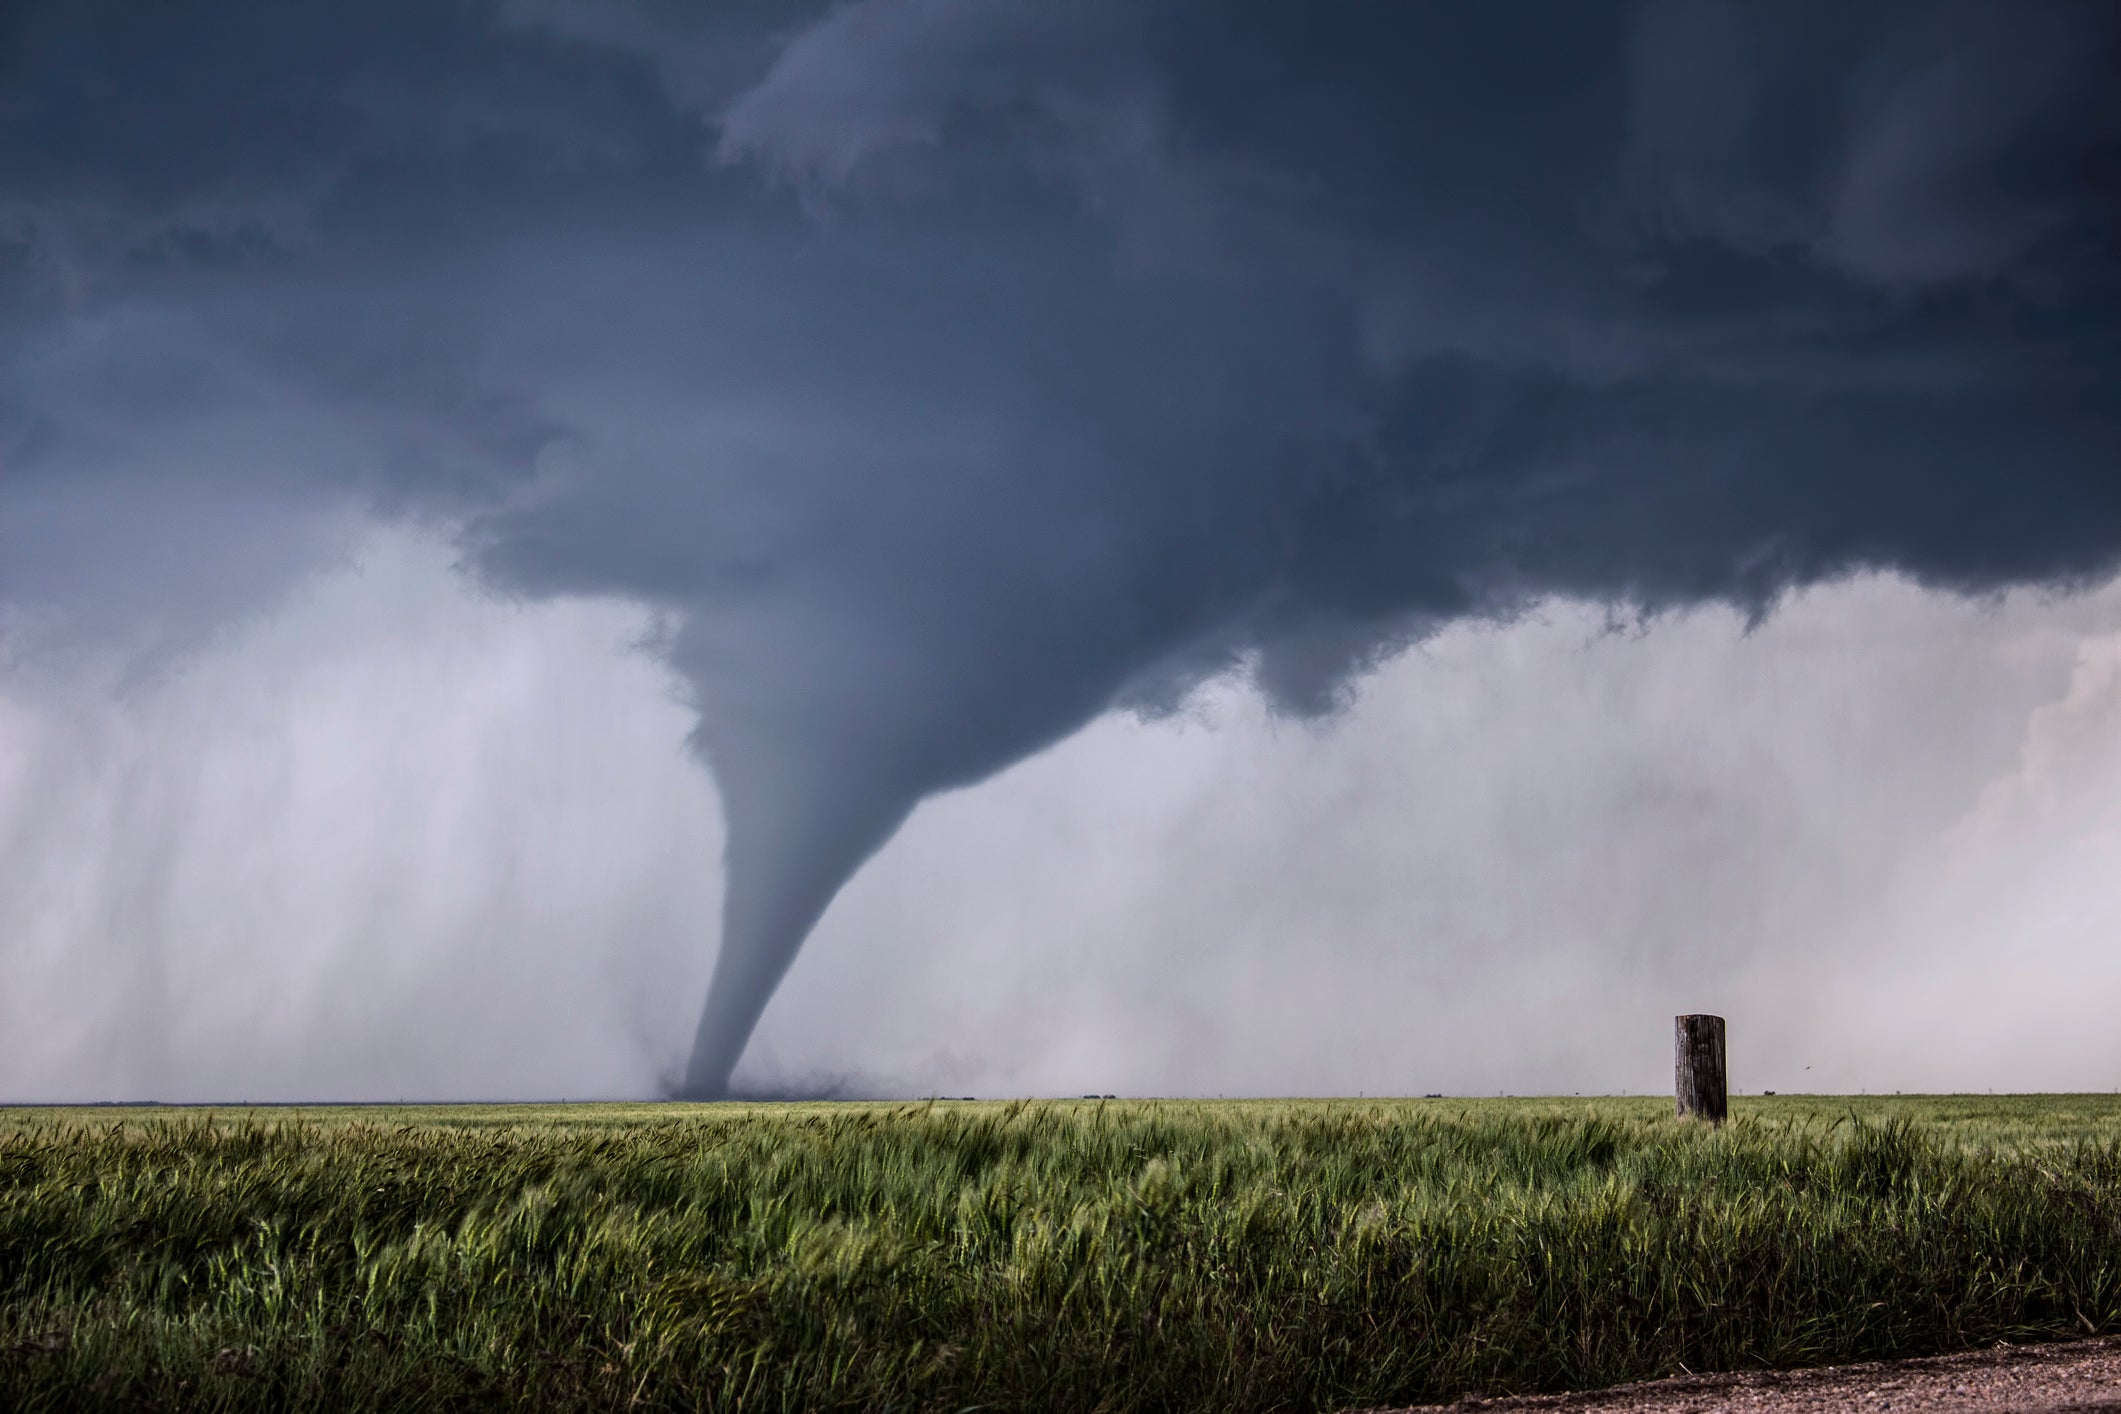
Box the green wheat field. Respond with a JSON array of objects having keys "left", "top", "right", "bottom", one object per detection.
[{"left": 4, "top": 1095, "right": 2120, "bottom": 1411}]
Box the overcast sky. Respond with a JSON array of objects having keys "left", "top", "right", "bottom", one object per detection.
[{"left": 3, "top": 1, "right": 2118, "bottom": 1099}]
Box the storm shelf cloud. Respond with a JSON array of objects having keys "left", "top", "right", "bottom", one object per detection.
[{"left": 2, "top": 0, "right": 2118, "bottom": 1099}]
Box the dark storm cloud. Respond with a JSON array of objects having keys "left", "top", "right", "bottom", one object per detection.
[{"left": 3, "top": 0, "right": 2117, "bottom": 1093}]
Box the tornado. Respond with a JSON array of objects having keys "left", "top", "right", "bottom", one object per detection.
[
  {"left": 677, "top": 759, "right": 915, "bottom": 1098},
  {"left": 667, "top": 589, "right": 1172, "bottom": 1097}
]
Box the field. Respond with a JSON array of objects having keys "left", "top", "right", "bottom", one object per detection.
[{"left": 4, "top": 1095, "right": 2121, "bottom": 1411}]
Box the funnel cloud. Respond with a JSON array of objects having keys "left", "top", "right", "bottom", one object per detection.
[{"left": 3, "top": 1, "right": 2119, "bottom": 1096}]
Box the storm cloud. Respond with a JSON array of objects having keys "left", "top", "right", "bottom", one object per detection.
[{"left": 3, "top": 1, "right": 2118, "bottom": 1095}]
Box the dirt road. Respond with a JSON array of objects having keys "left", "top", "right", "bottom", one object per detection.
[{"left": 1374, "top": 1337, "right": 2121, "bottom": 1413}]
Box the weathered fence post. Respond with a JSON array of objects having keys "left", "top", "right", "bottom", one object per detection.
[{"left": 1674, "top": 1014, "right": 1727, "bottom": 1124}]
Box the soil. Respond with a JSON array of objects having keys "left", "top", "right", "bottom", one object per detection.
[{"left": 1369, "top": 1337, "right": 2121, "bottom": 1413}]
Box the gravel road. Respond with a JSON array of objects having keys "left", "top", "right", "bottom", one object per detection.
[{"left": 1370, "top": 1337, "right": 2121, "bottom": 1413}]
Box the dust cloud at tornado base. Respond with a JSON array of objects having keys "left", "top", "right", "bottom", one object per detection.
[{"left": 4, "top": 529, "right": 2116, "bottom": 1102}]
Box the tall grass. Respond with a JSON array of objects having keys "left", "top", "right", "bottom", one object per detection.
[{"left": 4, "top": 1097, "right": 2120, "bottom": 1411}]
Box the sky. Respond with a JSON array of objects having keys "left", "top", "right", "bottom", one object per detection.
[{"left": 2, "top": 1, "right": 2118, "bottom": 1100}]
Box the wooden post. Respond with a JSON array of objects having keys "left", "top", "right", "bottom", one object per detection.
[{"left": 1674, "top": 1014, "right": 1726, "bottom": 1124}]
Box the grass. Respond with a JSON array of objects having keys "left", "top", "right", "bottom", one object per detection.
[{"left": 4, "top": 1095, "right": 2120, "bottom": 1411}]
